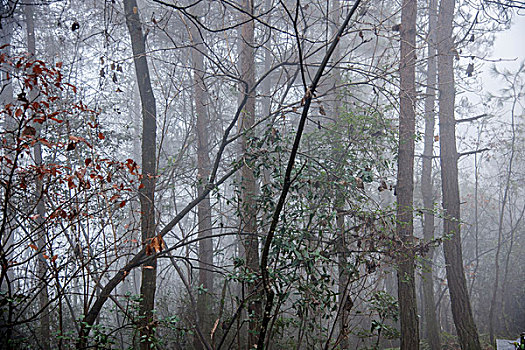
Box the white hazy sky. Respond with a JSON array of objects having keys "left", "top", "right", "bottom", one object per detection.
[
  {"left": 492, "top": 14, "right": 525, "bottom": 68},
  {"left": 482, "top": 13, "right": 525, "bottom": 93}
]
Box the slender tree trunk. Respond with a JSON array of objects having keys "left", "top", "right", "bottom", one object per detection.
[
  {"left": 326, "top": 1, "right": 351, "bottom": 347},
  {"left": 336, "top": 195, "right": 351, "bottom": 349},
  {"left": 261, "top": 0, "right": 272, "bottom": 122},
  {"left": 468, "top": 151, "right": 480, "bottom": 296},
  {"left": 123, "top": 1, "right": 158, "bottom": 348},
  {"left": 24, "top": 4, "right": 51, "bottom": 349},
  {"left": 0, "top": 4, "right": 15, "bottom": 348},
  {"left": 488, "top": 73, "right": 518, "bottom": 345},
  {"left": 261, "top": 0, "right": 273, "bottom": 187},
  {"left": 396, "top": 0, "right": 419, "bottom": 348},
  {"left": 437, "top": 0, "right": 481, "bottom": 348},
  {"left": 189, "top": 10, "right": 215, "bottom": 349},
  {"left": 500, "top": 200, "right": 525, "bottom": 334},
  {"left": 238, "top": 1, "right": 261, "bottom": 347},
  {"left": 420, "top": 0, "right": 441, "bottom": 348}
]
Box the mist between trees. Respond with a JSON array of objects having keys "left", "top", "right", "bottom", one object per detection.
[{"left": 0, "top": 0, "right": 523, "bottom": 349}]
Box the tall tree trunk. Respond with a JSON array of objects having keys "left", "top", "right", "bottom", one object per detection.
[
  {"left": 396, "top": 0, "right": 419, "bottom": 348},
  {"left": 123, "top": 1, "right": 158, "bottom": 348},
  {"left": 189, "top": 10, "right": 215, "bottom": 349},
  {"left": 238, "top": 1, "right": 261, "bottom": 347},
  {"left": 488, "top": 70, "right": 518, "bottom": 345},
  {"left": 437, "top": 0, "right": 481, "bottom": 348},
  {"left": 327, "top": 1, "right": 351, "bottom": 347},
  {"left": 25, "top": 4, "right": 51, "bottom": 349},
  {"left": 420, "top": 0, "right": 441, "bottom": 349}
]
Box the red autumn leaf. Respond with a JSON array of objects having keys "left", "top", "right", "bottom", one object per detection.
[
  {"left": 98, "top": 132, "right": 105, "bottom": 140},
  {"left": 51, "top": 255, "right": 58, "bottom": 262},
  {"left": 138, "top": 183, "right": 145, "bottom": 189},
  {"left": 66, "top": 142, "right": 76, "bottom": 151},
  {"left": 15, "top": 108, "right": 23, "bottom": 117},
  {"left": 85, "top": 158, "right": 92, "bottom": 166},
  {"left": 29, "top": 244, "right": 38, "bottom": 251},
  {"left": 49, "top": 117, "right": 64, "bottom": 123},
  {"left": 119, "top": 201, "right": 126, "bottom": 208},
  {"left": 56, "top": 61, "right": 63, "bottom": 68},
  {"left": 43, "top": 254, "right": 49, "bottom": 260},
  {"left": 109, "top": 194, "right": 120, "bottom": 202},
  {"left": 33, "top": 65, "right": 43, "bottom": 75}
]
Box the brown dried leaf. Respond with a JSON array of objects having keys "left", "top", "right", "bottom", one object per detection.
[
  {"left": 22, "top": 126, "right": 36, "bottom": 137},
  {"left": 145, "top": 235, "right": 166, "bottom": 255},
  {"left": 355, "top": 176, "right": 364, "bottom": 189}
]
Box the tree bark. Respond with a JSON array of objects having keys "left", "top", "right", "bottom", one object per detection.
[
  {"left": 238, "top": 0, "right": 261, "bottom": 348},
  {"left": 189, "top": 9, "right": 215, "bottom": 349},
  {"left": 421, "top": 0, "right": 441, "bottom": 349},
  {"left": 437, "top": 0, "right": 481, "bottom": 348},
  {"left": 396, "top": 0, "right": 419, "bottom": 348},
  {"left": 123, "top": 1, "right": 158, "bottom": 348}
]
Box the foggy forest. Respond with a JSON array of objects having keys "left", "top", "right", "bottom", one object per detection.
[{"left": 0, "top": 0, "right": 524, "bottom": 349}]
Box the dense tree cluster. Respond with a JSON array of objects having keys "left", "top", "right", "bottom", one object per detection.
[{"left": 0, "top": 0, "right": 523, "bottom": 349}]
